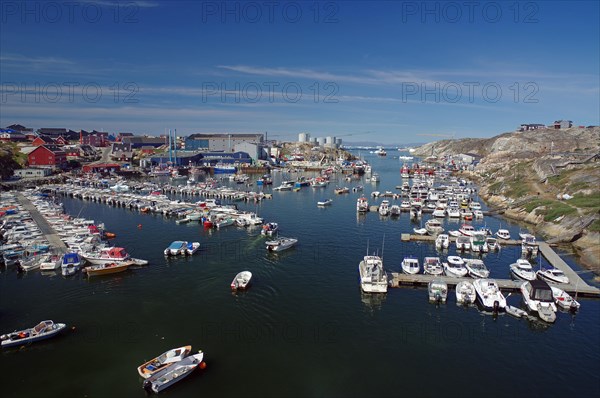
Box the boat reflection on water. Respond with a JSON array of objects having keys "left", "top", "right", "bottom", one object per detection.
[{"left": 361, "top": 291, "right": 386, "bottom": 310}]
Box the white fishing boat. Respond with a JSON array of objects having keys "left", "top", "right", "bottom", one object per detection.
[
  {"left": 317, "top": 199, "right": 333, "bottom": 206},
  {"left": 142, "top": 351, "right": 205, "bottom": 393},
  {"left": 186, "top": 242, "right": 200, "bottom": 255},
  {"left": 459, "top": 224, "right": 475, "bottom": 236},
  {"left": 358, "top": 255, "right": 388, "bottom": 293},
  {"left": 137, "top": 345, "right": 193, "bottom": 379},
  {"left": 265, "top": 237, "right": 298, "bottom": 252},
  {"left": 1, "top": 320, "right": 67, "bottom": 348},
  {"left": 496, "top": 229, "right": 511, "bottom": 240},
  {"left": 413, "top": 227, "right": 428, "bottom": 235},
  {"left": 425, "top": 219, "right": 444, "bottom": 235},
  {"left": 464, "top": 258, "right": 490, "bottom": 279},
  {"left": 470, "top": 233, "right": 488, "bottom": 253},
  {"left": 455, "top": 280, "right": 476, "bottom": 304},
  {"left": 486, "top": 237, "right": 500, "bottom": 251},
  {"left": 164, "top": 241, "right": 188, "bottom": 256},
  {"left": 428, "top": 280, "right": 448, "bottom": 303},
  {"left": 521, "top": 234, "right": 539, "bottom": 256},
  {"left": 231, "top": 271, "right": 252, "bottom": 290},
  {"left": 537, "top": 268, "right": 569, "bottom": 284},
  {"left": 521, "top": 280, "right": 557, "bottom": 323},
  {"left": 261, "top": 222, "right": 279, "bottom": 236},
  {"left": 390, "top": 205, "right": 401, "bottom": 216},
  {"left": 356, "top": 197, "right": 369, "bottom": 213},
  {"left": 401, "top": 257, "right": 420, "bottom": 275},
  {"left": 447, "top": 206, "right": 460, "bottom": 218},
  {"left": 378, "top": 200, "right": 390, "bottom": 216},
  {"left": 423, "top": 257, "right": 444, "bottom": 276},
  {"left": 435, "top": 234, "right": 449, "bottom": 249},
  {"left": 455, "top": 236, "right": 471, "bottom": 251},
  {"left": 444, "top": 256, "right": 468, "bottom": 278},
  {"left": 432, "top": 207, "right": 446, "bottom": 218},
  {"left": 550, "top": 286, "right": 581, "bottom": 310},
  {"left": 473, "top": 279, "right": 506, "bottom": 312},
  {"left": 509, "top": 259, "right": 536, "bottom": 281}
]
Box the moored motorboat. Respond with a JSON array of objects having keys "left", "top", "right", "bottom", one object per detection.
[
  {"left": 359, "top": 255, "right": 388, "bottom": 293},
  {"left": 496, "top": 229, "right": 511, "bottom": 240},
  {"left": 425, "top": 219, "right": 444, "bottom": 235},
  {"left": 413, "top": 227, "right": 428, "bottom": 235},
  {"left": 265, "top": 237, "right": 298, "bottom": 252},
  {"left": 444, "top": 256, "right": 468, "bottom": 277},
  {"left": 459, "top": 224, "right": 475, "bottom": 236},
  {"left": 464, "top": 258, "right": 490, "bottom": 279},
  {"left": 142, "top": 351, "right": 205, "bottom": 393},
  {"left": 428, "top": 280, "right": 448, "bottom": 303},
  {"left": 186, "top": 242, "right": 200, "bottom": 255},
  {"left": 473, "top": 279, "right": 506, "bottom": 312},
  {"left": 84, "top": 261, "right": 132, "bottom": 276},
  {"left": 423, "top": 257, "right": 444, "bottom": 276},
  {"left": 356, "top": 197, "right": 369, "bottom": 213},
  {"left": 137, "top": 345, "right": 193, "bottom": 379},
  {"left": 486, "top": 237, "right": 500, "bottom": 251},
  {"left": 506, "top": 305, "right": 528, "bottom": 318},
  {"left": 455, "top": 280, "right": 476, "bottom": 304},
  {"left": 435, "top": 233, "right": 449, "bottom": 250},
  {"left": 164, "top": 241, "right": 188, "bottom": 257},
  {"left": 261, "top": 222, "right": 279, "bottom": 237},
  {"left": 231, "top": 271, "right": 252, "bottom": 290},
  {"left": 39, "top": 253, "right": 62, "bottom": 270},
  {"left": 1, "top": 320, "right": 67, "bottom": 348},
  {"left": 401, "top": 257, "right": 420, "bottom": 275},
  {"left": 509, "top": 259, "right": 536, "bottom": 281},
  {"left": 537, "top": 267, "right": 569, "bottom": 284},
  {"left": 317, "top": 199, "right": 333, "bottom": 206},
  {"left": 455, "top": 236, "right": 471, "bottom": 251},
  {"left": 521, "top": 280, "right": 557, "bottom": 323},
  {"left": 550, "top": 286, "right": 581, "bottom": 310}
]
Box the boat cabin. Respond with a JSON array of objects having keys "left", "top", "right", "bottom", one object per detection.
[{"left": 523, "top": 280, "right": 554, "bottom": 303}]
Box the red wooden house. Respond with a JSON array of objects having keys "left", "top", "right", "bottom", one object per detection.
[
  {"left": 28, "top": 145, "right": 67, "bottom": 168},
  {"left": 54, "top": 136, "right": 69, "bottom": 146},
  {"left": 32, "top": 135, "right": 55, "bottom": 147}
]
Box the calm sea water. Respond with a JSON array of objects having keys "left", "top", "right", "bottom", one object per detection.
[{"left": 1, "top": 151, "right": 599, "bottom": 398}]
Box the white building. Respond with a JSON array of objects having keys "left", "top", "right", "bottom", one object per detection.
[
  {"left": 316, "top": 137, "right": 325, "bottom": 146},
  {"left": 14, "top": 168, "right": 52, "bottom": 178},
  {"left": 298, "top": 133, "right": 310, "bottom": 142}
]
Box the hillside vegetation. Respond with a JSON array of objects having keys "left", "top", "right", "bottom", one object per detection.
[{"left": 414, "top": 127, "right": 600, "bottom": 274}]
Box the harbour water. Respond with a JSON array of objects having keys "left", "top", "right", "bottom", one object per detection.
[{"left": 2, "top": 151, "right": 599, "bottom": 397}]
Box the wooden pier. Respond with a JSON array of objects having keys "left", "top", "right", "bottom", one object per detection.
[
  {"left": 15, "top": 193, "right": 68, "bottom": 254},
  {"left": 392, "top": 236, "right": 600, "bottom": 298}
]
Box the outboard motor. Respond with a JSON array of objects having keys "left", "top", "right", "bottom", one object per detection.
[
  {"left": 142, "top": 380, "right": 153, "bottom": 394},
  {"left": 493, "top": 300, "right": 499, "bottom": 313}
]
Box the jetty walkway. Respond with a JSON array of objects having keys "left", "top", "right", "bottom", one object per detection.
[
  {"left": 393, "top": 235, "right": 600, "bottom": 298},
  {"left": 15, "top": 193, "right": 67, "bottom": 254}
]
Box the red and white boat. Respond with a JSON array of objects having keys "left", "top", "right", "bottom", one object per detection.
[{"left": 82, "top": 247, "right": 148, "bottom": 266}]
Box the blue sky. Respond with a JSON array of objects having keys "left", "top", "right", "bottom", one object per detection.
[{"left": 1, "top": 0, "right": 599, "bottom": 144}]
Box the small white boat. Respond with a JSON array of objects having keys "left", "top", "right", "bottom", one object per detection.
[
  {"left": 496, "top": 229, "right": 511, "bottom": 240},
  {"left": 448, "top": 230, "right": 461, "bottom": 237},
  {"left": 550, "top": 286, "right": 581, "bottom": 310},
  {"left": 521, "top": 280, "right": 557, "bottom": 323},
  {"left": 521, "top": 234, "right": 539, "bottom": 256},
  {"left": 464, "top": 259, "right": 490, "bottom": 279},
  {"left": 506, "top": 305, "right": 528, "bottom": 318},
  {"left": 215, "top": 217, "right": 235, "bottom": 229},
  {"left": 435, "top": 234, "right": 449, "bottom": 249},
  {"left": 390, "top": 205, "right": 401, "bottom": 216},
  {"left": 455, "top": 281, "right": 476, "bottom": 304},
  {"left": 317, "top": 199, "right": 333, "bottom": 206},
  {"left": 423, "top": 257, "right": 444, "bottom": 276},
  {"left": 356, "top": 197, "right": 369, "bottom": 213},
  {"left": 455, "top": 236, "right": 471, "bottom": 251},
  {"left": 261, "top": 222, "right": 279, "bottom": 237},
  {"left": 1, "top": 320, "right": 67, "bottom": 348},
  {"left": 186, "top": 242, "right": 200, "bottom": 255},
  {"left": 137, "top": 345, "right": 193, "bottom": 379},
  {"left": 428, "top": 280, "right": 448, "bottom": 303},
  {"left": 18, "top": 255, "right": 42, "bottom": 272},
  {"left": 537, "top": 268, "right": 569, "bottom": 284},
  {"left": 510, "top": 259, "right": 536, "bottom": 281},
  {"left": 473, "top": 279, "right": 506, "bottom": 312},
  {"left": 486, "top": 237, "right": 500, "bottom": 251},
  {"left": 413, "top": 227, "right": 428, "bottom": 235},
  {"left": 164, "top": 241, "right": 187, "bottom": 256},
  {"left": 401, "top": 257, "right": 420, "bottom": 275},
  {"left": 142, "top": 351, "right": 205, "bottom": 393},
  {"left": 425, "top": 219, "right": 444, "bottom": 235},
  {"left": 378, "top": 200, "right": 390, "bottom": 216},
  {"left": 444, "top": 256, "right": 468, "bottom": 278},
  {"left": 459, "top": 224, "right": 475, "bottom": 236},
  {"left": 266, "top": 237, "right": 298, "bottom": 252},
  {"left": 39, "top": 253, "right": 62, "bottom": 270},
  {"left": 231, "top": 271, "right": 252, "bottom": 290}
]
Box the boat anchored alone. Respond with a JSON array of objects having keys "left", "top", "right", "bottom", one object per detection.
[
  {"left": 137, "top": 345, "right": 193, "bottom": 379},
  {"left": 1, "top": 320, "right": 67, "bottom": 348},
  {"left": 231, "top": 271, "right": 252, "bottom": 290},
  {"left": 142, "top": 351, "right": 205, "bottom": 394},
  {"left": 265, "top": 237, "right": 298, "bottom": 252}
]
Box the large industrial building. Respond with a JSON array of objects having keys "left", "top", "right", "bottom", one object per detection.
[{"left": 185, "top": 133, "right": 264, "bottom": 152}]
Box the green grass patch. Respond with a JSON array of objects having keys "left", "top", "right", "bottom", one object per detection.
[
  {"left": 505, "top": 180, "right": 530, "bottom": 198},
  {"left": 568, "top": 193, "right": 600, "bottom": 208},
  {"left": 523, "top": 199, "right": 554, "bottom": 213},
  {"left": 522, "top": 199, "right": 577, "bottom": 222},
  {"left": 488, "top": 181, "right": 503, "bottom": 193},
  {"left": 589, "top": 219, "right": 600, "bottom": 232}
]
